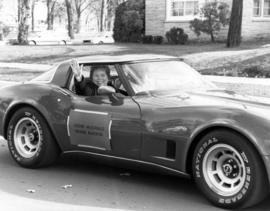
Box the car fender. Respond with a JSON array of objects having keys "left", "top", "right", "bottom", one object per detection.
[
  {"left": 3, "top": 98, "right": 65, "bottom": 151},
  {"left": 185, "top": 118, "right": 270, "bottom": 184}
]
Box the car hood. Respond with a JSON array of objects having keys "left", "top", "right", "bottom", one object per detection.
[
  {"left": 0, "top": 81, "right": 20, "bottom": 89},
  {"left": 134, "top": 90, "right": 270, "bottom": 110}
]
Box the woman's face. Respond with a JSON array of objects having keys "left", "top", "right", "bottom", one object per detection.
[{"left": 92, "top": 69, "right": 109, "bottom": 87}]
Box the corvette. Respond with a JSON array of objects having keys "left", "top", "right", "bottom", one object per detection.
[{"left": 0, "top": 54, "right": 270, "bottom": 209}]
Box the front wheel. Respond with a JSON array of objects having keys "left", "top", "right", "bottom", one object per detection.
[
  {"left": 7, "top": 107, "right": 60, "bottom": 168},
  {"left": 192, "top": 129, "right": 268, "bottom": 209}
]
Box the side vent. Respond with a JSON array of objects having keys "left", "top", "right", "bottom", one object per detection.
[{"left": 166, "top": 140, "right": 176, "bottom": 159}]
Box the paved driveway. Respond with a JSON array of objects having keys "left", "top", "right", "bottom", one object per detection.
[{"left": 0, "top": 138, "right": 270, "bottom": 211}]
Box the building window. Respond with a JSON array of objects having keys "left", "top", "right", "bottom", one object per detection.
[
  {"left": 264, "top": 0, "right": 270, "bottom": 17},
  {"left": 253, "top": 0, "right": 261, "bottom": 16},
  {"left": 253, "top": 0, "right": 270, "bottom": 17},
  {"left": 167, "top": 0, "right": 199, "bottom": 21}
]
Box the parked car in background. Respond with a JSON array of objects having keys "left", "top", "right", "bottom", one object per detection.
[
  {"left": 91, "top": 33, "right": 115, "bottom": 44},
  {"left": 5, "top": 31, "right": 18, "bottom": 45},
  {"left": 28, "top": 30, "right": 71, "bottom": 45}
]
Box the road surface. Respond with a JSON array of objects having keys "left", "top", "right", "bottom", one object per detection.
[{"left": 0, "top": 138, "right": 269, "bottom": 211}]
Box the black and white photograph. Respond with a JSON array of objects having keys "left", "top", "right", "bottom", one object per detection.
[{"left": 0, "top": 0, "right": 270, "bottom": 210}]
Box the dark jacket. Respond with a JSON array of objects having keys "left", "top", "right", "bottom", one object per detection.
[{"left": 74, "top": 76, "right": 115, "bottom": 96}]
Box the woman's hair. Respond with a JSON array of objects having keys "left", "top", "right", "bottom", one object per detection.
[{"left": 90, "top": 65, "right": 111, "bottom": 80}]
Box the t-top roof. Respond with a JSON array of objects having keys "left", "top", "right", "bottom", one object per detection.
[{"left": 74, "top": 54, "right": 180, "bottom": 64}]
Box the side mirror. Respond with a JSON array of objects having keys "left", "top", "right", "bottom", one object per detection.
[{"left": 98, "top": 86, "right": 116, "bottom": 95}]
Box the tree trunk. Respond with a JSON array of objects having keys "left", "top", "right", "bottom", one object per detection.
[
  {"left": 18, "top": 0, "right": 21, "bottom": 23},
  {"left": 76, "top": 12, "right": 81, "bottom": 34},
  {"left": 227, "top": 0, "right": 243, "bottom": 47},
  {"left": 210, "top": 31, "right": 215, "bottom": 42},
  {"left": 47, "top": 0, "right": 55, "bottom": 30},
  {"left": 100, "top": 0, "right": 105, "bottom": 32},
  {"left": 18, "top": 0, "right": 31, "bottom": 44},
  {"left": 65, "top": 0, "right": 74, "bottom": 39},
  {"left": 47, "top": 0, "right": 52, "bottom": 30},
  {"left": 47, "top": 15, "right": 53, "bottom": 30},
  {"left": 31, "top": 0, "right": 35, "bottom": 31}
]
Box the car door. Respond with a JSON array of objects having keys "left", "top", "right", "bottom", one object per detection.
[{"left": 67, "top": 66, "right": 142, "bottom": 159}]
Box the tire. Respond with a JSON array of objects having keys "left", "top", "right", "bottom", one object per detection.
[
  {"left": 7, "top": 107, "right": 60, "bottom": 168},
  {"left": 192, "top": 129, "right": 268, "bottom": 209},
  {"left": 28, "top": 40, "right": 36, "bottom": 45},
  {"left": 60, "top": 40, "right": 66, "bottom": 45}
]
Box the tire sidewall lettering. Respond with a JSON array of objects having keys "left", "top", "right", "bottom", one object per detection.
[
  {"left": 194, "top": 136, "right": 252, "bottom": 205},
  {"left": 7, "top": 111, "right": 45, "bottom": 162}
]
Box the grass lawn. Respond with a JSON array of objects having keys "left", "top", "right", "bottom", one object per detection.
[
  {"left": 0, "top": 41, "right": 268, "bottom": 64},
  {"left": 0, "top": 40, "right": 269, "bottom": 82},
  {"left": 0, "top": 67, "right": 40, "bottom": 81}
]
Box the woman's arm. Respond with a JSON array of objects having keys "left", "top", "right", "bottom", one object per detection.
[
  {"left": 70, "top": 59, "right": 87, "bottom": 95},
  {"left": 70, "top": 59, "right": 83, "bottom": 81}
]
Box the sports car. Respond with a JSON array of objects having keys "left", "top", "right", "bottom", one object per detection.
[{"left": 0, "top": 54, "right": 270, "bottom": 209}]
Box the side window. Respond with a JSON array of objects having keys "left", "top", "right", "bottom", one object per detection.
[{"left": 69, "top": 64, "right": 128, "bottom": 95}]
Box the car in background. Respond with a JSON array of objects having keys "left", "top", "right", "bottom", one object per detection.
[
  {"left": 4, "top": 31, "right": 18, "bottom": 45},
  {"left": 28, "top": 30, "right": 71, "bottom": 45},
  {"left": 91, "top": 33, "right": 114, "bottom": 44}
]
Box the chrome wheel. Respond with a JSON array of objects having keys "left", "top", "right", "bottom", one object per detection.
[
  {"left": 202, "top": 144, "right": 246, "bottom": 197},
  {"left": 13, "top": 117, "right": 41, "bottom": 158}
]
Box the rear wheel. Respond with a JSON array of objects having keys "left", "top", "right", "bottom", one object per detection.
[
  {"left": 192, "top": 129, "right": 268, "bottom": 209},
  {"left": 59, "top": 40, "right": 67, "bottom": 45},
  {"left": 7, "top": 107, "right": 60, "bottom": 168},
  {"left": 28, "top": 40, "right": 36, "bottom": 45}
]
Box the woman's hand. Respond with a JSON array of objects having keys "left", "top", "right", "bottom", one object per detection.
[
  {"left": 98, "top": 86, "right": 116, "bottom": 95},
  {"left": 70, "top": 59, "right": 83, "bottom": 82}
]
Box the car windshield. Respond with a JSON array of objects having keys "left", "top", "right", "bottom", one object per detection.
[{"left": 122, "top": 60, "right": 217, "bottom": 95}]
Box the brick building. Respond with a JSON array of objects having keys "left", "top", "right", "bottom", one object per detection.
[{"left": 145, "top": 0, "right": 270, "bottom": 41}]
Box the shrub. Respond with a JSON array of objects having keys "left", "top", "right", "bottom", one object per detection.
[
  {"left": 142, "top": 35, "right": 153, "bottom": 44},
  {"left": 189, "top": 1, "right": 230, "bottom": 42},
  {"left": 241, "top": 66, "right": 270, "bottom": 78},
  {"left": 113, "top": 0, "right": 145, "bottom": 43},
  {"left": 166, "top": 27, "right": 188, "bottom": 45},
  {"left": 142, "top": 35, "right": 163, "bottom": 44},
  {"left": 153, "top": 36, "right": 163, "bottom": 44}
]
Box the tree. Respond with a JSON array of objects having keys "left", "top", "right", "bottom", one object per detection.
[
  {"left": 46, "top": 0, "right": 57, "bottom": 30},
  {"left": 99, "top": 0, "right": 105, "bottom": 32},
  {"left": 87, "top": 0, "right": 102, "bottom": 31},
  {"left": 104, "top": 0, "right": 121, "bottom": 31},
  {"left": 74, "top": 0, "right": 96, "bottom": 33},
  {"left": 0, "top": 0, "right": 3, "bottom": 40},
  {"left": 65, "top": 0, "right": 74, "bottom": 39},
  {"left": 189, "top": 2, "right": 230, "bottom": 42},
  {"left": 113, "top": 0, "right": 145, "bottom": 42},
  {"left": 227, "top": 0, "right": 243, "bottom": 47},
  {"left": 31, "top": 0, "right": 36, "bottom": 31},
  {"left": 54, "top": 1, "right": 66, "bottom": 25},
  {"left": 18, "top": 0, "right": 31, "bottom": 44}
]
